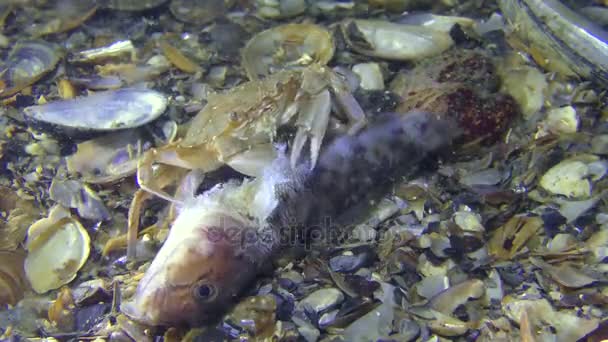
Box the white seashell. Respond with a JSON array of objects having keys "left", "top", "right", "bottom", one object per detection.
[
  {"left": 23, "top": 88, "right": 167, "bottom": 131},
  {"left": 539, "top": 159, "right": 591, "bottom": 198},
  {"left": 66, "top": 129, "right": 151, "bottom": 183},
  {"left": 397, "top": 13, "right": 476, "bottom": 32},
  {"left": 538, "top": 105, "right": 579, "bottom": 136},
  {"left": 453, "top": 211, "right": 485, "bottom": 232},
  {"left": 352, "top": 63, "right": 384, "bottom": 91},
  {"left": 500, "top": 65, "right": 547, "bottom": 118},
  {"left": 341, "top": 19, "right": 454, "bottom": 61},
  {"left": 24, "top": 205, "right": 91, "bottom": 294}
]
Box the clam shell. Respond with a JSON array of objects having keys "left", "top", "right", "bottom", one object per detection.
[
  {"left": 341, "top": 19, "right": 453, "bottom": 61},
  {"left": 24, "top": 206, "right": 90, "bottom": 294},
  {"left": 0, "top": 250, "right": 28, "bottom": 307},
  {"left": 0, "top": 41, "right": 62, "bottom": 98},
  {"left": 23, "top": 88, "right": 167, "bottom": 132}
]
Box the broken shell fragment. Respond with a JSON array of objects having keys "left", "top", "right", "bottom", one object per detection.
[
  {"left": 499, "top": 65, "right": 547, "bottom": 118},
  {"left": 537, "top": 105, "right": 579, "bottom": 136},
  {"left": 530, "top": 258, "right": 597, "bottom": 288},
  {"left": 255, "top": 0, "right": 306, "bottom": 19},
  {"left": 49, "top": 179, "right": 111, "bottom": 221},
  {"left": 101, "top": 0, "right": 168, "bottom": 11},
  {"left": 23, "top": 88, "right": 167, "bottom": 132},
  {"left": 159, "top": 39, "right": 201, "bottom": 74},
  {"left": 24, "top": 206, "right": 90, "bottom": 294},
  {"left": 539, "top": 158, "right": 594, "bottom": 198},
  {"left": 429, "top": 279, "right": 485, "bottom": 315},
  {"left": 397, "top": 13, "right": 476, "bottom": 32},
  {"left": 242, "top": 23, "right": 334, "bottom": 80},
  {"left": 0, "top": 249, "right": 29, "bottom": 307},
  {"left": 0, "top": 41, "right": 62, "bottom": 98},
  {"left": 66, "top": 129, "right": 155, "bottom": 184},
  {"left": 489, "top": 215, "right": 542, "bottom": 260},
  {"left": 502, "top": 297, "right": 599, "bottom": 341},
  {"left": 340, "top": 19, "right": 453, "bottom": 61},
  {"left": 69, "top": 40, "right": 135, "bottom": 64}
]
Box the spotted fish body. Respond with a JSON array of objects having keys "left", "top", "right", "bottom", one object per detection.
[{"left": 121, "top": 111, "right": 459, "bottom": 326}]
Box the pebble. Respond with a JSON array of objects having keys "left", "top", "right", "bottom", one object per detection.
[
  {"left": 352, "top": 62, "right": 384, "bottom": 90},
  {"left": 293, "top": 315, "right": 320, "bottom": 342},
  {"left": 318, "top": 309, "right": 339, "bottom": 329},
  {"left": 591, "top": 135, "right": 608, "bottom": 155},
  {"left": 329, "top": 253, "right": 368, "bottom": 273},
  {"left": 297, "top": 288, "right": 344, "bottom": 313},
  {"left": 398, "top": 319, "right": 421, "bottom": 341}
]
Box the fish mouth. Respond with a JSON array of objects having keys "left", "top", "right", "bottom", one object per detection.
[
  {"left": 121, "top": 292, "right": 216, "bottom": 327},
  {"left": 120, "top": 298, "right": 159, "bottom": 325},
  {"left": 120, "top": 285, "right": 175, "bottom": 326}
]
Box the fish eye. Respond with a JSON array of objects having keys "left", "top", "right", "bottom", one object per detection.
[{"left": 192, "top": 282, "right": 217, "bottom": 302}]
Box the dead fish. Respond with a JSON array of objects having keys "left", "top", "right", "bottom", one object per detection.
[{"left": 121, "top": 111, "right": 460, "bottom": 326}]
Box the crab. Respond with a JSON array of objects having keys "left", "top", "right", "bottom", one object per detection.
[
  {"left": 124, "top": 64, "right": 367, "bottom": 260},
  {"left": 136, "top": 64, "right": 366, "bottom": 203}
]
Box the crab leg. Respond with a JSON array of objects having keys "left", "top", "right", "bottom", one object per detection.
[
  {"left": 127, "top": 189, "right": 150, "bottom": 261},
  {"left": 127, "top": 169, "right": 205, "bottom": 261},
  {"left": 137, "top": 149, "right": 184, "bottom": 204}
]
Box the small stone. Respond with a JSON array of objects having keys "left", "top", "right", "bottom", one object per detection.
[
  {"left": 415, "top": 275, "right": 449, "bottom": 299},
  {"left": 353, "top": 63, "right": 384, "bottom": 90},
  {"left": 542, "top": 106, "right": 579, "bottom": 134},
  {"left": 318, "top": 309, "right": 339, "bottom": 329},
  {"left": 297, "top": 324, "right": 320, "bottom": 342},
  {"left": 591, "top": 135, "right": 608, "bottom": 155},
  {"left": 280, "top": 270, "right": 304, "bottom": 286},
  {"left": 329, "top": 253, "right": 367, "bottom": 273},
  {"left": 500, "top": 65, "right": 547, "bottom": 117},
  {"left": 293, "top": 314, "right": 320, "bottom": 342},
  {"left": 298, "top": 288, "right": 344, "bottom": 313}
]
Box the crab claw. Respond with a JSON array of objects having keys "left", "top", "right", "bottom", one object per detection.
[
  {"left": 290, "top": 88, "right": 331, "bottom": 169},
  {"left": 327, "top": 69, "right": 367, "bottom": 135}
]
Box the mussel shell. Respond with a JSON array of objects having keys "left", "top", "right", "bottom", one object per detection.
[
  {"left": 65, "top": 127, "right": 171, "bottom": 184},
  {"left": 0, "top": 41, "right": 62, "bottom": 98},
  {"left": 23, "top": 88, "right": 167, "bottom": 132},
  {"left": 499, "top": 0, "right": 608, "bottom": 86}
]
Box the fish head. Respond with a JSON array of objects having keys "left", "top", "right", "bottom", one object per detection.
[{"left": 121, "top": 209, "right": 262, "bottom": 326}]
